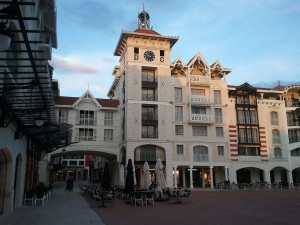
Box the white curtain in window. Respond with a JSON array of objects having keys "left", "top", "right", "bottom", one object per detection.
[
  {"left": 272, "top": 129, "right": 280, "bottom": 144},
  {"left": 174, "top": 87, "right": 182, "bottom": 102},
  {"left": 193, "top": 126, "right": 207, "bottom": 136},
  {"left": 175, "top": 106, "right": 183, "bottom": 121},
  {"left": 193, "top": 146, "right": 209, "bottom": 161},
  {"left": 270, "top": 111, "right": 278, "bottom": 125},
  {"left": 215, "top": 108, "right": 222, "bottom": 123},
  {"left": 214, "top": 90, "right": 221, "bottom": 104}
]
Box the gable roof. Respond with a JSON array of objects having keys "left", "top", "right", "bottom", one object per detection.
[
  {"left": 54, "top": 96, "right": 78, "bottom": 105},
  {"left": 54, "top": 96, "right": 119, "bottom": 108},
  {"left": 187, "top": 52, "right": 209, "bottom": 69},
  {"left": 210, "top": 60, "right": 232, "bottom": 75},
  {"left": 72, "top": 90, "right": 101, "bottom": 108}
]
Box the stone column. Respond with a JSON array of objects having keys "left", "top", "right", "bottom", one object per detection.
[
  {"left": 264, "top": 169, "right": 271, "bottom": 188},
  {"left": 229, "top": 167, "right": 237, "bottom": 184},
  {"left": 210, "top": 166, "right": 214, "bottom": 189},
  {"left": 202, "top": 168, "right": 205, "bottom": 187},
  {"left": 288, "top": 170, "right": 293, "bottom": 188},
  {"left": 189, "top": 165, "right": 194, "bottom": 189},
  {"left": 173, "top": 165, "right": 178, "bottom": 188},
  {"left": 225, "top": 166, "right": 229, "bottom": 181},
  {"left": 182, "top": 167, "right": 186, "bottom": 188}
]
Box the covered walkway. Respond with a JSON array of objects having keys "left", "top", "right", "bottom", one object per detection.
[{"left": 0, "top": 181, "right": 105, "bottom": 225}]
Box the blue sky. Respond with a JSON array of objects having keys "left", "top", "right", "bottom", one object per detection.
[{"left": 50, "top": 0, "right": 300, "bottom": 98}]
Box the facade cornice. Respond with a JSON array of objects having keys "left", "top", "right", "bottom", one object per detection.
[{"left": 114, "top": 30, "right": 179, "bottom": 56}]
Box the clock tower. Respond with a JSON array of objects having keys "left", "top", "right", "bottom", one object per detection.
[{"left": 111, "top": 10, "right": 178, "bottom": 187}]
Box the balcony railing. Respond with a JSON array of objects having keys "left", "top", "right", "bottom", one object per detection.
[
  {"left": 189, "top": 114, "right": 213, "bottom": 123},
  {"left": 189, "top": 75, "right": 211, "bottom": 85},
  {"left": 75, "top": 136, "right": 96, "bottom": 141},
  {"left": 142, "top": 93, "right": 158, "bottom": 101},
  {"left": 190, "top": 95, "right": 212, "bottom": 105},
  {"left": 79, "top": 118, "right": 97, "bottom": 126}
]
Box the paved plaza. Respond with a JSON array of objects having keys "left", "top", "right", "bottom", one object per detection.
[
  {"left": 86, "top": 187, "right": 300, "bottom": 225},
  {"left": 1, "top": 181, "right": 300, "bottom": 225}
]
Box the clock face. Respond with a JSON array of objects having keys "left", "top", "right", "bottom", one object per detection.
[{"left": 144, "top": 50, "right": 155, "bottom": 62}]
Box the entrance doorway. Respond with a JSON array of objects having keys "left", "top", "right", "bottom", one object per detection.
[{"left": 237, "top": 169, "right": 251, "bottom": 183}]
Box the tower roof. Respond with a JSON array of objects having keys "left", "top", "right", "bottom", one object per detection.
[
  {"left": 114, "top": 10, "right": 178, "bottom": 56},
  {"left": 133, "top": 28, "right": 160, "bottom": 35}
]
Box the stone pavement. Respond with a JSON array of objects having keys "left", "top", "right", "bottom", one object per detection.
[
  {"left": 85, "top": 188, "right": 300, "bottom": 225},
  {"left": 2, "top": 182, "right": 300, "bottom": 225},
  {"left": 0, "top": 181, "right": 105, "bottom": 225}
]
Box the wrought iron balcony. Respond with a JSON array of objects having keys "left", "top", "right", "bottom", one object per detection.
[
  {"left": 189, "top": 75, "right": 211, "bottom": 85},
  {"left": 189, "top": 114, "right": 213, "bottom": 123},
  {"left": 190, "top": 95, "right": 212, "bottom": 105}
]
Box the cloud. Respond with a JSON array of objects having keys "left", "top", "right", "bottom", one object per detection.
[
  {"left": 50, "top": 56, "right": 99, "bottom": 73},
  {"left": 51, "top": 53, "right": 118, "bottom": 98}
]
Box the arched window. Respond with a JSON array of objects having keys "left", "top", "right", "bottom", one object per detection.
[
  {"left": 270, "top": 111, "right": 278, "bottom": 126},
  {"left": 193, "top": 146, "right": 208, "bottom": 162},
  {"left": 272, "top": 129, "right": 280, "bottom": 144}
]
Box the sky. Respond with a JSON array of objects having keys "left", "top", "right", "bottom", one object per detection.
[{"left": 50, "top": 0, "right": 300, "bottom": 98}]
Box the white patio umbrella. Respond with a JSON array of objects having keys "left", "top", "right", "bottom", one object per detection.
[
  {"left": 132, "top": 160, "right": 137, "bottom": 186},
  {"left": 119, "top": 164, "right": 125, "bottom": 186},
  {"left": 143, "top": 161, "right": 152, "bottom": 189},
  {"left": 155, "top": 159, "right": 166, "bottom": 197}
]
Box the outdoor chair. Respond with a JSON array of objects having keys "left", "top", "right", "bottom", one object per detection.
[
  {"left": 102, "top": 191, "right": 115, "bottom": 207},
  {"left": 144, "top": 192, "right": 154, "bottom": 206},
  {"left": 35, "top": 193, "right": 45, "bottom": 206},
  {"left": 103, "top": 190, "right": 115, "bottom": 200},
  {"left": 24, "top": 192, "right": 35, "bottom": 206},
  {"left": 165, "top": 188, "right": 177, "bottom": 203},
  {"left": 133, "top": 192, "right": 143, "bottom": 206},
  {"left": 92, "top": 190, "right": 102, "bottom": 201},
  {"left": 179, "top": 189, "right": 191, "bottom": 202}
]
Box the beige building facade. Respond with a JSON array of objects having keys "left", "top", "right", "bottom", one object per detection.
[
  {"left": 44, "top": 10, "right": 300, "bottom": 191},
  {"left": 107, "top": 10, "right": 300, "bottom": 189}
]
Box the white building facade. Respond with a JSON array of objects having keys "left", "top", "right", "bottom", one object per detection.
[
  {"left": 106, "top": 10, "right": 300, "bottom": 189},
  {"left": 48, "top": 90, "right": 121, "bottom": 184}
]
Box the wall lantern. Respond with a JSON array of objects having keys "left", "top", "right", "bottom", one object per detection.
[{"left": 35, "top": 118, "right": 44, "bottom": 127}]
